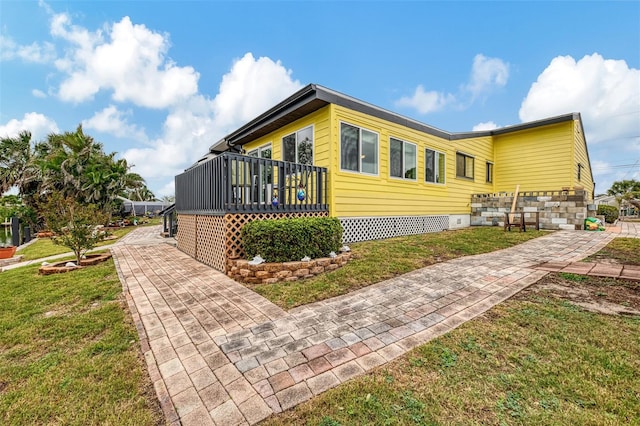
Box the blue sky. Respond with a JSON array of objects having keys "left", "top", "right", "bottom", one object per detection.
[{"left": 1, "top": 1, "right": 639, "bottom": 197}]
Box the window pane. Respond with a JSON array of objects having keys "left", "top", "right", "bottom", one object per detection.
[
  {"left": 297, "top": 127, "right": 313, "bottom": 165},
  {"left": 404, "top": 143, "right": 416, "bottom": 179},
  {"left": 390, "top": 138, "right": 403, "bottom": 178},
  {"left": 426, "top": 149, "right": 434, "bottom": 182},
  {"left": 486, "top": 162, "right": 492, "bottom": 182},
  {"left": 465, "top": 156, "right": 474, "bottom": 178},
  {"left": 361, "top": 130, "right": 378, "bottom": 174},
  {"left": 261, "top": 146, "right": 272, "bottom": 159},
  {"left": 456, "top": 153, "right": 465, "bottom": 177},
  {"left": 247, "top": 149, "right": 258, "bottom": 157},
  {"left": 437, "top": 152, "right": 445, "bottom": 183},
  {"left": 340, "top": 123, "right": 359, "bottom": 171},
  {"left": 283, "top": 134, "right": 296, "bottom": 163}
]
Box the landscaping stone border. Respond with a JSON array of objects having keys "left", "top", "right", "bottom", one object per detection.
[
  {"left": 38, "top": 253, "right": 113, "bottom": 275},
  {"left": 227, "top": 253, "right": 351, "bottom": 284}
]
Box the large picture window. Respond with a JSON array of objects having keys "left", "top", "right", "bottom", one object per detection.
[
  {"left": 456, "top": 152, "right": 474, "bottom": 180},
  {"left": 282, "top": 126, "right": 313, "bottom": 165},
  {"left": 340, "top": 122, "right": 378, "bottom": 174},
  {"left": 390, "top": 138, "right": 417, "bottom": 180},
  {"left": 425, "top": 148, "right": 445, "bottom": 184}
]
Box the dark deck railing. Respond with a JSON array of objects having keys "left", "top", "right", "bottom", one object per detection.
[{"left": 175, "top": 153, "right": 328, "bottom": 215}]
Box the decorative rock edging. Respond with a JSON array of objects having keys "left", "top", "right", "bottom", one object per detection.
[
  {"left": 227, "top": 252, "right": 352, "bottom": 284},
  {"left": 38, "top": 253, "right": 113, "bottom": 275}
]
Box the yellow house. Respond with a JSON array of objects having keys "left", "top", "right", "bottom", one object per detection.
[{"left": 175, "top": 84, "right": 593, "bottom": 271}]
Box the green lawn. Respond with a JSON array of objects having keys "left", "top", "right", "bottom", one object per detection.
[
  {"left": 585, "top": 237, "right": 640, "bottom": 265},
  {"left": 0, "top": 261, "right": 162, "bottom": 425},
  {"left": 254, "top": 227, "right": 547, "bottom": 309},
  {"left": 17, "top": 222, "right": 159, "bottom": 261}
]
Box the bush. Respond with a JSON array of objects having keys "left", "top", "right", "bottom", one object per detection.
[
  {"left": 242, "top": 217, "right": 343, "bottom": 262},
  {"left": 597, "top": 204, "right": 619, "bottom": 224}
]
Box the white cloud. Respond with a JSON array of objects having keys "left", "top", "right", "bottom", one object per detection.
[
  {"left": 32, "top": 89, "right": 47, "bottom": 98},
  {"left": 211, "top": 53, "right": 303, "bottom": 129},
  {"left": 0, "top": 112, "right": 59, "bottom": 140},
  {"left": 466, "top": 54, "right": 510, "bottom": 98},
  {"left": 0, "top": 35, "right": 56, "bottom": 63},
  {"left": 520, "top": 54, "right": 640, "bottom": 194},
  {"left": 473, "top": 121, "right": 499, "bottom": 131},
  {"left": 122, "top": 52, "right": 302, "bottom": 183},
  {"left": 519, "top": 53, "right": 640, "bottom": 144},
  {"left": 82, "top": 105, "right": 148, "bottom": 142},
  {"left": 157, "top": 180, "right": 175, "bottom": 197},
  {"left": 397, "top": 54, "right": 509, "bottom": 114},
  {"left": 395, "top": 85, "right": 455, "bottom": 114},
  {"left": 51, "top": 14, "right": 199, "bottom": 108}
]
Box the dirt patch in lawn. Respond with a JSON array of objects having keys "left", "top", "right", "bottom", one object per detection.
[{"left": 517, "top": 273, "right": 640, "bottom": 316}]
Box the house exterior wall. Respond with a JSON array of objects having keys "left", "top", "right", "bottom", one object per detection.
[
  {"left": 241, "top": 105, "right": 588, "bottom": 222},
  {"left": 573, "top": 119, "right": 595, "bottom": 199},
  {"left": 329, "top": 105, "right": 495, "bottom": 218},
  {"left": 493, "top": 121, "right": 574, "bottom": 193}
]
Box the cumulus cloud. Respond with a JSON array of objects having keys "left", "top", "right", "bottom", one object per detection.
[
  {"left": 0, "top": 35, "right": 56, "bottom": 63},
  {"left": 32, "top": 89, "right": 47, "bottom": 98},
  {"left": 82, "top": 105, "right": 148, "bottom": 142},
  {"left": 122, "top": 53, "right": 302, "bottom": 185},
  {"left": 395, "top": 85, "right": 455, "bottom": 115},
  {"left": 519, "top": 53, "right": 639, "bottom": 144},
  {"left": 397, "top": 54, "right": 509, "bottom": 114},
  {"left": 472, "top": 121, "right": 499, "bottom": 131},
  {"left": 465, "top": 54, "right": 509, "bottom": 98},
  {"left": 0, "top": 112, "right": 59, "bottom": 140},
  {"left": 51, "top": 13, "right": 199, "bottom": 108},
  {"left": 521, "top": 53, "right": 640, "bottom": 192}
]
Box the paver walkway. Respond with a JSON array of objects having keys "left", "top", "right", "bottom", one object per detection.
[{"left": 112, "top": 227, "right": 630, "bottom": 425}]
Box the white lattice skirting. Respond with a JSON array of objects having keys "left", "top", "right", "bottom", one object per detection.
[{"left": 340, "top": 215, "right": 450, "bottom": 243}]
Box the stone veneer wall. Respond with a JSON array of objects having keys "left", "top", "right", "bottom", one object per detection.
[
  {"left": 471, "top": 189, "right": 596, "bottom": 230},
  {"left": 227, "top": 253, "right": 351, "bottom": 284}
]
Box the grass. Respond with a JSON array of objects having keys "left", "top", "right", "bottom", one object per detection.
[
  {"left": 17, "top": 218, "right": 161, "bottom": 261},
  {"left": 0, "top": 260, "right": 162, "bottom": 425},
  {"left": 584, "top": 237, "right": 640, "bottom": 265},
  {"left": 254, "top": 227, "right": 547, "bottom": 309},
  {"left": 262, "top": 294, "right": 640, "bottom": 425}
]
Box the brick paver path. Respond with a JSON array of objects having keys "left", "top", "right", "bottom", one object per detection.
[{"left": 112, "top": 228, "right": 624, "bottom": 425}]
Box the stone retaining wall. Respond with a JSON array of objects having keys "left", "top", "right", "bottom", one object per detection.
[
  {"left": 471, "top": 189, "right": 596, "bottom": 230},
  {"left": 227, "top": 253, "right": 351, "bottom": 284}
]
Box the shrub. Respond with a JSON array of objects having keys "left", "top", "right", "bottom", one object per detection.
[
  {"left": 597, "top": 204, "right": 619, "bottom": 224},
  {"left": 242, "top": 217, "right": 343, "bottom": 262}
]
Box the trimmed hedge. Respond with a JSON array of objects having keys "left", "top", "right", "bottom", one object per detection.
[
  {"left": 597, "top": 204, "right": 619, "bottom": 224},
  {"left": 242, "top": 217, "right": 343, "bottom": 263}
]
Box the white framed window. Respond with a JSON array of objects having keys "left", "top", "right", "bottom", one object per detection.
[
  {"left": 456, "top": 151, "right": 474, "bottom": 180},
  {"left": 425, "top": 148, "right": 446, "bottom": 184},
  {"left": 340, "top": 122, "right": 379, "bottom": 175},
  {"left": 282, "top": 126, "right": 313, "bottom": 165},
  {"left": 247, "top": 143, "right": 272, "bottom": 159},
  {"left": 390, "top": 137, "right": 417, "bottom": 180}
]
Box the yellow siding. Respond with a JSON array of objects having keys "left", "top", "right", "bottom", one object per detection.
[
  {"left": 239, "top": 103, "right": 590, "bottom": 218},
  {"left": 573, "top": 120, "right": 594, "bottom": 199},
  {"left": 329, "top": 105, "right": 494, "bottom": 217},
  {"left": 493, "top": 122, "right": 573, "bottom": 192},
  {"left": 242, "top": 106, "right": 332, "bottom": 169}
]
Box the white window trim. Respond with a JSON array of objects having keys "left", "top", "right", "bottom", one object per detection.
[
  {"left": 282, "top": 125, "right": 314, "bottom": 164},
  {"left": 425, "top": 147, "right": 446, "bottom": 185},
  {"left": 247, "top": 143, "right": 272, "bottom": 158},
  {"left": 389, "top": 137, "right": 417, "bottom": 181},
  {"left": 339, "top": 121, "right": 379, "bottom": 176}
]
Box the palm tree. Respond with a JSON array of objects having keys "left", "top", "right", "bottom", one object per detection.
[{"left": 0, "top": 131, "right": 41, "bottom": 196}]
